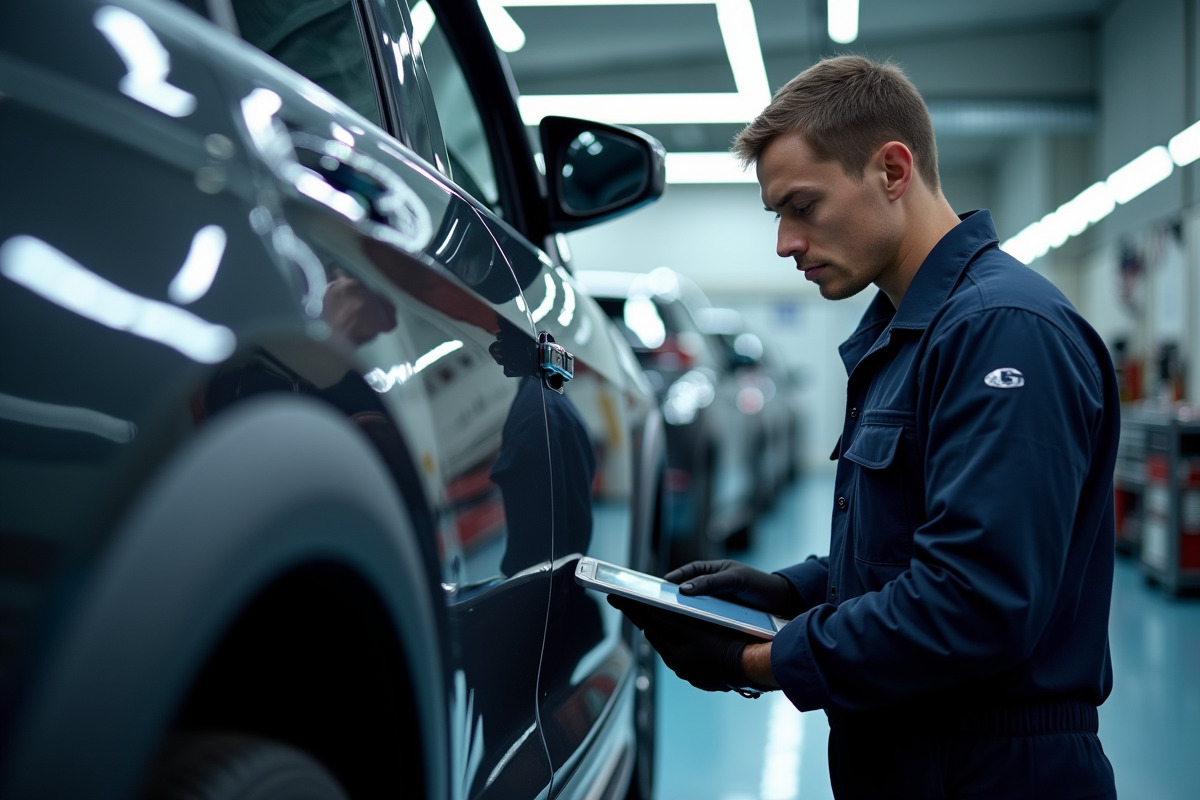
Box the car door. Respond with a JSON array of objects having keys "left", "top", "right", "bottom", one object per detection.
[
  {"left": 211, "top": 1, "right": 561, "bottom": 797},
  {"left": 408, "top": 3, "right": 655, "bottom": 796}
]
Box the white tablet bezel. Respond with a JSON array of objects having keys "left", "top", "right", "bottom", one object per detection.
[{"left": 574, "top": 557, "right": 787, "bottom": 640}]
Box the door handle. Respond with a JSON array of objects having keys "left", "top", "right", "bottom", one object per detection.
[{"left": 284, "top": 131, "right": 433, "bottom": 253}]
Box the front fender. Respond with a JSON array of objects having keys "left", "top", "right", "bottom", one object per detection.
[{"left": 1, "top": 395, "right": 448, "bottom": 800}]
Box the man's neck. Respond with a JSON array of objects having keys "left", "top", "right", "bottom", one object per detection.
[{"left": 880, "top": 191, "right": 962, "bottom": 309}]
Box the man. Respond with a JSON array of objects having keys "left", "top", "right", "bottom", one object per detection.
[{"left": 610, "top": 55, "right": 1119, "bottom": 798}]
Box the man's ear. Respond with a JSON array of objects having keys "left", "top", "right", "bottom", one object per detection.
[{"left": 876, "top": 141, "right": 914, "bottom": 200}]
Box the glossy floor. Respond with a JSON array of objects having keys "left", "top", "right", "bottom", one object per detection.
[{"left": 651, "top": 471, "right": 1200, "bottom": 799}]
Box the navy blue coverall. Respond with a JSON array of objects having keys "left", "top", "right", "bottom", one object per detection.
[{"left": 770, "top": 210, "right": 1120, "bottom": 798}]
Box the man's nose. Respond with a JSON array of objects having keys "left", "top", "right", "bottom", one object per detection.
[{"left": 777, "top": 224, "right": 809, "bottom": 259}]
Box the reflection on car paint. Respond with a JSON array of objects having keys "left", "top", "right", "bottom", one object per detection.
[
  {"left": 94, "top": 6, "right": 196, "bottom": 118},
  {"left": 291, "top": 131, "right": 435, "bottom": 252},
  {"left": 0, "top": 235, "right": 237, "bottom": 364},
  {"left": 363, "top": 340, "right": 465, "bottom": 392},
  {"left": 451, "top": 668, "right": 485, "bottom": 800},
  {"left": 167, "top": 225, "right": 228, "bottom": 305},
  {"left": 0, "top": 391, "right": 138, "bottom": 443}
]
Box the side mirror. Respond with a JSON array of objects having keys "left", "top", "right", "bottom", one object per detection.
[{"left": 540, "top": 116, "right": 666, "bottom": 232}]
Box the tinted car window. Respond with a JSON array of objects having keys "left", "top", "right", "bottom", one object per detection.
[
  {"left": 232, "top": 0, "right": 382, "bottom": 126},
  {"left": 413, "top": 6, "right": 502, "bottom": 214}
]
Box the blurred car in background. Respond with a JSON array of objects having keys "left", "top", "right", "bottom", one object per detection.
[
  {"left": 576, "top": 268, "right": 760, "bottom": 565},
  {"left": 695, "top": 307, "right": 804, "bottom": 510}
]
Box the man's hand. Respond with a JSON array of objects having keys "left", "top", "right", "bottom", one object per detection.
[
  {"left": 666, "top": 560, "right": 803, "bottom": 617},
  {"left": 608, "top": 595, "right": 765, "bottom": 693}
]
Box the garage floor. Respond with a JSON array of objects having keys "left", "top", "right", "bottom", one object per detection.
[{"left": 652, "top": 471, "right": 1200, "bottom": 800}]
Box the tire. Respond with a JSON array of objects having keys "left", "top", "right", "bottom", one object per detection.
[{"left": 142, "top": 733, "right": 350, "bottom": 800}]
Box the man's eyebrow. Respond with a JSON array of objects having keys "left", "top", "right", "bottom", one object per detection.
[
  {"left": 763, "top": 188, "right": 811, "bottom": 211},
  {"left": 763, "top": 189, "right": 800, "bottom": 212}
]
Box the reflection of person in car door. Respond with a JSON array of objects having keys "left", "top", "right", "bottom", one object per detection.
[
  {"left": 487, "top": 317, "right": 596, "bottom": 576},
  {"left": 488, "top": 317, "right": 606, "bottom": 734}
]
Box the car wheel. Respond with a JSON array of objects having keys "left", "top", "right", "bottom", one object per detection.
[{"left": 142, "top": 733, "right": 350, "bottom": 800}]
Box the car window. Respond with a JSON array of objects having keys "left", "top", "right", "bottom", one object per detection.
[
  {"left": 410, "top": 4, "right": 502, "bottom": 215},
  {"left": 230, "top": 0, "right": 382, "bottom": 127}
]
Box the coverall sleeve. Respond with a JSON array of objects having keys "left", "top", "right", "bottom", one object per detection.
[
  {"left": 770, "top": 306, "right": 1108, "bottom": 712},
  {"left": 776, "top": 556, "right": 830, "bottom": 612}
]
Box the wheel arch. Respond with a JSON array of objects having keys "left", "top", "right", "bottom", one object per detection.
[{"left": 2, "top": 394, "right": 450, "bottom": 800}]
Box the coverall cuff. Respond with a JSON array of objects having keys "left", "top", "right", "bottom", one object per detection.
[
  {"left": 775, "top": 558, "right": 828, "bottom": 612},
  {"left": 769, "top": 607, "right": 832, "bottom": 712}
]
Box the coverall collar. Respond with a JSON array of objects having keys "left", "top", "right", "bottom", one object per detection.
[{"left": 838, "top": 209, "right": 1000, "bottom": 372}]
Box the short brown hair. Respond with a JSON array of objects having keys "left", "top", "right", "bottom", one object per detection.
[{"left": 732, "top": 55, "right": 940, "bottom": 190}]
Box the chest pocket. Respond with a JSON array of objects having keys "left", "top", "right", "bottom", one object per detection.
[{"left": 842, "top": 421, "right": 918, "bottom": 568}]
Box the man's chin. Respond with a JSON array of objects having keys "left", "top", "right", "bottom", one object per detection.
[{"left": 817, "top": 278, "right": 869, "bottom": 302}]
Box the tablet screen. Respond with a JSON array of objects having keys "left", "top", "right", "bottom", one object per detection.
[{"left": 592, "top": 561, "right": 782, "bottom": 635}]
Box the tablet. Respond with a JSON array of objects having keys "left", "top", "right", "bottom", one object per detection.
[{"left": 574, "top": 557, "right": 788, "bottom": 640}]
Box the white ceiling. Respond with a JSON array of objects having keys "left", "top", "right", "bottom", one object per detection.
[{"left": 498, "top": 0, "right": 1113, "bottom": 175}]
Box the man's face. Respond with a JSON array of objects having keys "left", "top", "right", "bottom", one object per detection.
[{"left": 757, "top": 131, "right": 901, "bottom": 302}]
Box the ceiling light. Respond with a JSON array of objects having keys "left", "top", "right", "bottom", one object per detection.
[
  {"left": 520, "top": 93, "right": 764, "bottom": 125},
  {"left": 1045, "top": 181, "right": 1114, "bottom": 240},
  {"left": 666, "top": 152, "right": 756, "bottom": 183},
  {"left": 715, "top": 0, "right": 771, "bottom": 101},
  {"left": 1168, "top": 119, "right": 1200, "bottom": 166},
  {"left": 513, "top": 0, "right": 770, "bottom": 126},
  {"left": 827, "top": 0, "right": 859, "bottom": 44},
  {"left": 1106, "top": 146, "right": 1174, "bottom": 204},
  {"left": 410, "top": 0, "right": 434, "bottom": 41},
  {"left": 1000, "top": 220, "right": 1052, "bottom": 265},
  {"left": 1002, "top": 123, "right": 1194, "bottom": 265},
  {"left": 480, "top": 0, "right": 526, "bottom": 52}
]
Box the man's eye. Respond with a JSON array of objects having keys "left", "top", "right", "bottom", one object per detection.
[{"left": 795, "top": 202, "right": 815, "bottom": 216}]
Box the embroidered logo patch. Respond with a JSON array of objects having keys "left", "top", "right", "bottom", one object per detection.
[{"left": 984, "top": 368, "right": 1025, "bottom": 389}]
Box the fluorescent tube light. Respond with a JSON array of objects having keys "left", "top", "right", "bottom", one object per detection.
[
  {"left": 480, "top": 0, "right": 526, "bottom": 52},
  {"left": 1051, "top": 182, "right": 1115, "bottom": 238},
  {"left": 1002, "top": 122, "right": 1195, "bottom": 265},
  {"left": 1001, "top": 221, "right": 1052, "bottom": 265},
  {"left": 666, "top": 151, "right": 756, "bottom": 183},
  {"left": 521, "top": 92, "right": 764, "bottom": 126},
  {"left": 1106, "top": 146, "right": 1173, "bottom": 204},
  {"left": 828, "top": 0, "right": 859, "bottom": 44},
  {"left": 1070, "top": 182, "right": 1117, "bottom": 226},
  {"left": 513, "top": 0, "right": 770, "bottom": 126},
  {"left": 411, "top": 0, "right": 434, "bottom": 41},
  {"left": 1168, "top": 119, "right": 1200, "bottom": 166},
  {"left": 716, "top": 0, "right": 771, "bottom": 101},
  {"left": 1039, "top": 211, "right": 1072, "bottom": 249}
]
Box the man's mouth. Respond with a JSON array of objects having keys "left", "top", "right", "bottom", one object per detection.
[{"left": 799, "top": 263, "right": 827, "bottom": 281}]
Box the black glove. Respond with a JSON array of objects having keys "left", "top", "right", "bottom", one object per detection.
[
  {"left": 665, "top": 560, "right": 804, "bottom": 618},
  {"left": 608, "top": 595, "right": 763, "bottom": 695}
]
